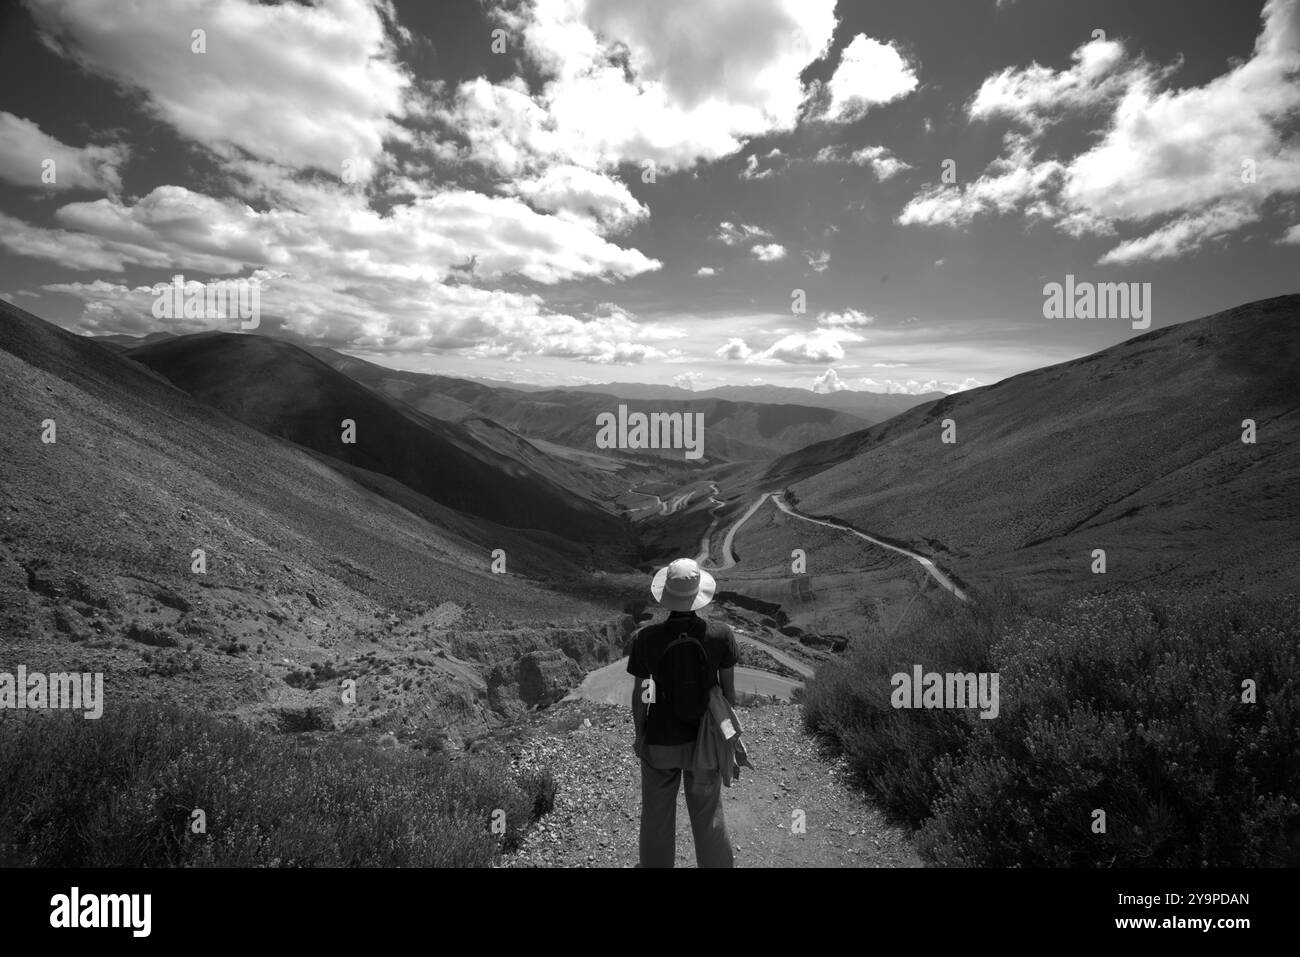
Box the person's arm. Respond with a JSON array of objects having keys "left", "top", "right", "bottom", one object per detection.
[
  {"left": 627, "top": 633, "right": 647, "bottom": 758},
  {"left": 631, "top": 676, "right": 648, "bottom": 752},
  {"left": 720, "top": 626, "right": 739, "bottom": 707},
  {"left": 720, "top": 666, "right": 736, "bottom": 707}
]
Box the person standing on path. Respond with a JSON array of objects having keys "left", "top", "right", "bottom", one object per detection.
[{"left": 629, "top": 557, "right": 739, "bottom": 868}]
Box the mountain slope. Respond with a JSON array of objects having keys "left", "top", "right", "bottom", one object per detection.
[
  {"left": 303, "top": 346, "right": 639, "bottom": 500},
  {"left": 764, "top": 294, "right": 1300, "bottom": 598},
  {"left": 127, "top": 333, "right": 628, "bottom": 544},
  {"left": 0, "top": 298, "right": 639, "bottom": 738}
]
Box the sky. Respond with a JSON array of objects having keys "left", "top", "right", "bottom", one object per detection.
[{"left": 0, "top": 0, "right": 1297, "bottom": 395}]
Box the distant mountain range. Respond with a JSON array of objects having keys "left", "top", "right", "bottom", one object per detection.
[
  {"left": 450, "top": 375, "right": 944, "bottom": 420},
  {"left": 303, "top": 348, "right": 880, "bottom": 463},
  {"left": 85, "top": 333, "right": 940, "bottom": 459},
  {"left": 565, "top": 381, "right": 946, "bottom": 421},
  {"left": 86, "top": 335, "right": 945, "bottom": 423},
  {"left": 90, "top": 330, "right": 178, "bottom": 350}
]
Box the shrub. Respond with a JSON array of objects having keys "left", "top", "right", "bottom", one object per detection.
[
  {"left": 0, "top": 702, "right": 553, "bottom": 867},
  {"left": 801, "top": 581, "right": 1019, "bottom": 824},
  {"left": 141, "top": 651, "right": 198, "bottom": 678},
  {"left": 517, "top": 768, "right": 557, "bottom": 821},
  {"left": 126, "top": 621, "right": 178, "bottom": 648},
  {"left": 802, "top": 584, "right": 1300, "bottom": 866}
]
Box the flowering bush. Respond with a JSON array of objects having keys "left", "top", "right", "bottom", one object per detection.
[
  {"left": 0, "top": 703, "right": 552, "bottom": 866},
  {"left": 803, "top": 585, "right": 1300, "bottom": 866}
]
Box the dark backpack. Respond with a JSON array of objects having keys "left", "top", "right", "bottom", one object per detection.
[{"left": 653, "top": 621, "right": 714, "bottom": 722}]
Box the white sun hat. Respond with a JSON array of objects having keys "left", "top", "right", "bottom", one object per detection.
[{"left": 650, "top": 557, "right": 716, "bottom": 612}]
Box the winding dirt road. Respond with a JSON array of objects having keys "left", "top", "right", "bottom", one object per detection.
[
  {"left": 697, "top": 488, "right": 967, "bottom": 602},
  {"left": 695, "top": 482, "right": 752, "bottom": 569},
  {"left": 624, "top": 487, "right": 666, "bottom": 516},
  {"left": 627, "top": 485, "right": 701, "bottom": 518},
  {"left": 770, "top": 495, "right": 968, "bottom": 601},
  {"left": 734, "top": 630, "right": 815, "bottom": 679}
]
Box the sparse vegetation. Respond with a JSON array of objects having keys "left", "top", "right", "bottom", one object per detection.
[
  {"left": 141, "top": 650, "right": 201, "bottom": 678},
  {"left": 283, "top": 659, "right": 366, "bottom": 690},
  {"left": 734, "top": 642, "right": 804, "bottom": 681},
  {"left": 0, "top": 702, "right": 553, "bottom": 867},
  {"left": 802, "top": 585, "right": 1300, "bottom": 866},
  {"left": 126, "top": 620, "right": 178, "bottom": 648}
]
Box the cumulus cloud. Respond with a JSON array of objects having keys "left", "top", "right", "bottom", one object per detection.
[
  {"left": 5, "top": 172, "right": 663, "bottom": 359},
  {"left": 0, "top": 211, "right": 178, "bottom": 272},
  {"left": 505, "top": 163, "right": 648, "bottom": 234},
  {"left": 857, "top": 376, "right": 984, "bottom": 394},
  {"left": 714, "top": 220, "right": 774, "bottom": 245},
  {"left": 751, "top": 242, "right": 787, "bottom": 261},
  {"left": 10, "top": 170, "right": 673, "bottom": 367},
  {"left": 850, "top": 145, "right": 912, "bottom": 180},
  {"left": 1059, "top": 1, "right": 1300, "bottom": 257},
  {"left": 968, "top": 37, "right": 1130, "bottom": 130},
  {"left": 805, "top": 250, "right": 830, "bottom": 272},
  {"left": 820, "top": 34, "right": 920, "bottom": 122},
  {"left": 738, "top": 147, "right": 786, "bottom": 180},
  {"left": 1097, "top": 201, "right": 1258, "bottom": 265},
  {"left": 740, "top": 154, "right": 766, "bottom": 180},
  {"left": 0, "top": 112, "right": 127, "bottom": 192},
  {"left": 814, "top": 143, "right": 911, "bottom": 179},
  {"left": 17, "top": 183, "right": 660, "bottom": 285},
  {"left": 897, "top": 134, "right": 1064, "bottom": 228},
  {"left": 899, "top": 0, "right": 1300, "bottom": 263},
  {"left": 817, "top": 308, "right": 873, "bottom": 328},
  {"left": 450, "top": 0, "right": 837, "bottom": 174},
  {"left": 23, "top": 0, "right": 1028, "bottom": 383},
  {"left": 25, "top": 0, "right": 417, "bottom": 179},
  {"left": 673, "top": 371, "right": 702, "bottom": 390},
  {"left": 761, "top": 328, "right": 856, "bottom": 362},
  {"left": 716, "top": 326, "right": 865, "bottom": 365},
  {"left": 812, "top": 368, "right": 849, "bottom": 392},
  {"left": 8, "top": 0, "right": 674, "bottom": 364},
  {"left": 715, "top": 337, "right": 753, "bottom": 360},
  {"left": 42, "top": 270, "right": 682, "bottom": 364}
]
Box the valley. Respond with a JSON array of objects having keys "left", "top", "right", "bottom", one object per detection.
[{"left": 4, "top": 293, "right": 1298, "bottom": 765}]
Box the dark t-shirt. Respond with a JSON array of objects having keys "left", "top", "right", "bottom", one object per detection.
[{"left": 627, "top": 612, "right": 739, "bottom": 745}]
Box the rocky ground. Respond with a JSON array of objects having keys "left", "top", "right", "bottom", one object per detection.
[
  {"left": 1, "top": 535, "right": 636, "bottom": 749},
  {"left": 495, "top": 698, "right": 920, "bottom": 868}
]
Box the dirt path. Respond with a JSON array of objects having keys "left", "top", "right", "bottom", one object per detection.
[
  {"left": 733, "top": 630, "right": 815, "bottom": 679},
  {"left": 497, "top": 700, "right": 920, "bottom": 868},
  {"left": 771, "top": 495, "right": 968, "bottom": 601},
  {"left": 515, "top": 482, "right": 938, "bottom": 867},
  {"left": 624, "top": 487, "right": 666, "bottom": 516},
  {"left": 698, "top": 486, "right": 774, "bottom": 570},
  {"left": 697, "top": 486, "right": 967, "bottom": 601},
  {"left": 692, "top": 482, "right": 727, "bottom": 566}
]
